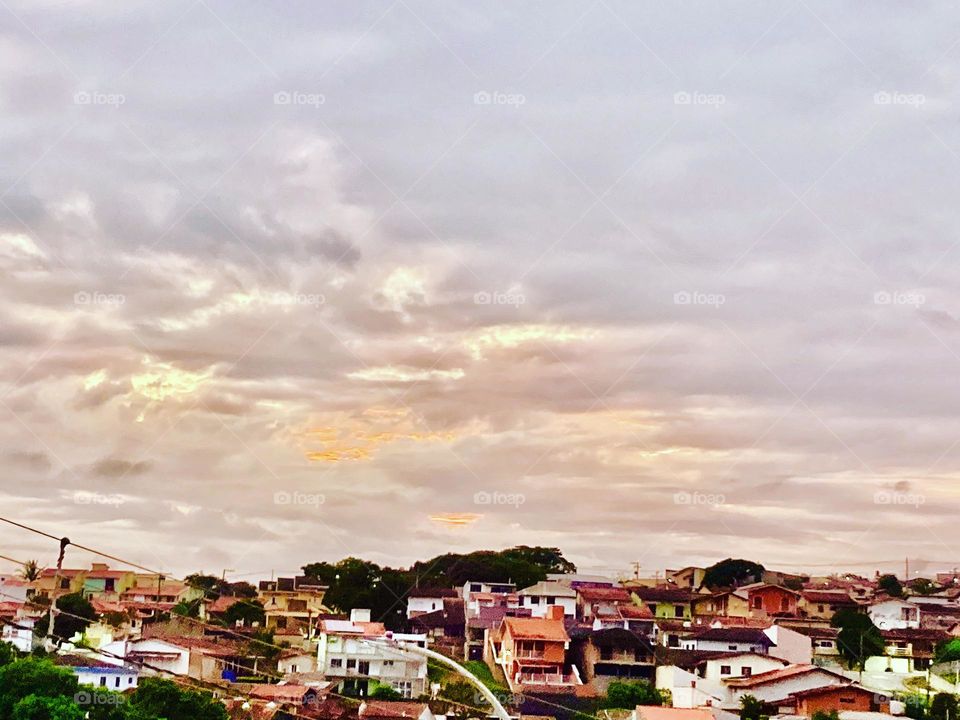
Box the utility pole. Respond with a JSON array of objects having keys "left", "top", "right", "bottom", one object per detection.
[{"left": 631, "top": 562, "right": 641, "bottom": 580}]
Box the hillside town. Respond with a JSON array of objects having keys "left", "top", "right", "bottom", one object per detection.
[{"left": 4, "top": 553, "right": 960, "bottom": 720}]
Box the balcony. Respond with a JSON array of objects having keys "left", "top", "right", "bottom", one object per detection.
[
  {"left": 516, "top": 650, "right": 546, "bottom": 660},
  {"left": 516, "top": 672, "right": 577, "bottom": 687},
  {"left": 886, "top": 646, "right": 913, "bottom": 657}
]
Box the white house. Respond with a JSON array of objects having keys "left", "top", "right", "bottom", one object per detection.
[
  {"left": 517, "top": 581, "right": 577, "bottom": 618},
  {"left": 680, "top": 627, "right": 773, "bottom": 654},
  {"left": 279, "top": 648, "right": 317, "bottom": 675},
  {"left": 868, "top": 599, "right": 920, "bottom": 630},
  {"left": 1, "top": 616, "right": 34, "bottom": 653},
  {"left": 763, "top": 624, "right": 813, "bottom": 665},
  {"left": 406, "top": 588, "right": 457, "bottom": 619},
  {"left": 723, "top": 665, "right": 849, "bottom": 710},
  {"left": 58, "top": 655, "right": 140, "bottom": 692},
  {"left": 656, "top": 652, "right": 787, "bottom": 708},
  {"left": 112, "top": 638, "right": 191, "bottom": 677},
  {"left": 317, "top": 609, "right": 428, "bottom": 698}
]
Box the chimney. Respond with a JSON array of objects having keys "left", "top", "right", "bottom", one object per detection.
[
  {"left": 547, "top": 605, "right": 565, "bottom": 621},
  {"left": 90, "top": 563, "right": 109, "bottom": 572},
  {"left": 350, "top": 608, "right": 372, "bottom": 623}
]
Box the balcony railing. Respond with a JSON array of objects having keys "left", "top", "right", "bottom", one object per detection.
[
  {"left": 887, "top": 646, "right": 912, "bottom": 657},
  {"left": 516, "top": 672, "right": 576, "bottom": 686}
]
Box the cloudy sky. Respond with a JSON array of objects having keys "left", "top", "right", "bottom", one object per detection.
[{"left": 3, "top": 1, "right": 960, "bottom": 582}]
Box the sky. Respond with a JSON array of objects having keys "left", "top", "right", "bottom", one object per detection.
[{"left": 2, "top": 1, "right": 960, "bottom": 582}]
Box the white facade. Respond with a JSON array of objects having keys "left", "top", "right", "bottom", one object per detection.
[
  {"left": 1, "top": 617, "right": 33, "bottom": 653},
  {"left": 73, "top": 665, "right": 140, "bottom": 692},
  {"left": 407, "top": 596, "right": 446, "bottom": 618},
  {"left": 279, "top": 651, "right": 317, "bottom": 675},
  {"left": 518, "top": 582, "right": 577, "bottom": 618},
  {"left": 868, "top": 600, "right": 920, "bottom": 630},
  {"left": 117, "top": 638, "right": 191, "bottom": 677},
  {"left": 680, "top": 638, "right": 768, "bottom": 654},
  {"left": 317, "top": 610, "right": 428, "bottom": 698},
  {"left": 656, "top": 654, "right": 787, "bottom": 709},
  {"left": 725, "top": 669, "right": 847, "bottom": 709},
  {"left": 764, "top": 625, "right": 812, "bottom": 665}
]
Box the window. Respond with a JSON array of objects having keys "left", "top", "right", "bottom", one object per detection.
[
  {"left": 530, "top": 596, "right": 540, "bottom": 605},
  {"left": 546, "top": 596, "right": 556, "bottom": 604},
  {"left": 840, "top": 696, "right": 857, "bottom": 705},
  {"left": 728, "top": 645, "right": 737, "bottom": 651},
  {"left": 346, "top": 659, "right": 357, "bottom": 669},
  {"left": 675, "top": 605, "right": 684, "bottom": 617},
  {"left": 331, "top": 658, "right": 343, "bottom": 668},
  {"left": 817, "top": 604, "right": 825, "bottom": 612},
  {"left": 290, "top": 664, "right": 298, "bottom": 673},
  {"left": 753, "top": 597, "right": 762, "bottom": 609},
  {"left": 100, "top": 677, "right": 107, "bottom": 686},
  {"left": 647, "top": 605, "right": 657, "bottom": 615},
  {"left": 720, "top": 665, "right": 731, "bottom": 675},
  {"left": 383, "top": 660, "right": 394, "bottom": 666},
  {"left": 358, "top": 661, "right": 370, "bottom": 674},
  {"left": 115, "top": 677, "right": 120, "bottom": 688},
  {"left": 741, "top": 667, "right": 752, "bottom": 676},
  {"left": 470, "top": 584, "right": 482, "bottom": 592},
  {"left": 61, "top": 579, "right": 71, "bottom": 589},
  {"left": 780, "top": 598, "right": 789, "bottom": 611}
]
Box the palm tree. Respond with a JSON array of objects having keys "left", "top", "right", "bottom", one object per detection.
[{"left": 19, "top": 559, "right": 41, "bottom": 582}]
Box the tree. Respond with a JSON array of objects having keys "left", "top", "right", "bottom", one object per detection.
[
  {"left": 33, "top": 594, "right": 95, "bottom": 643},
  {"left": 0, "top": 657, "right": 79, "bottom": 719},
  {"left": 222, "top": 599, "right": 265, "bottom": 627},
  {"left": 831, "top": 608, "right": 885, "bottom": 669},
  {"left": 126, "top": 677, "right": 228, "bottom": 720},
  {"left": 601, "top": 680, "right": 663, "bottom": 709},
  {"left": 740, "top": 694, "right": 765, "bottom": 720},
  {"left": 19, "top": 560, "right": 42, "bottom": 583},
  {"left": 931, "top": 693, "right": 958, "bottom": 720},
  {"left": 938, "top": 639, "right": 960, "bottom": 664},
  {"left": 172, "top": 599, "right": 201, "bottom": 618},
  {"left": 911, "top": 578, "right": 939, "bottom": 596},
  {"left": 440, "top": 680, "right": 485, "bottom": 718},
  {"left": 702, "top": 559, "right": 765, "bottom": 590},
  {"left": 11, "top": 695, "right": 85, "bottom": 720},
  {"left": 878, "top": 574, "right": 903, "bottom": 598},
  {"left": 0, "top": 640, "right": 18, "bottom": 666},
  {"left": 811, "top": 711, "right": 839, "bottom": 720},
  {"left": 369, "top": 683, "right": 404, "bottom": 701}
]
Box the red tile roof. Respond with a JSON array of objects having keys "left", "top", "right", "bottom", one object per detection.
[
  {"left": 503, "top": 616, "right": 569, "bottom": 642},
  {"left": 360, "top": 702, "right": 429, "bottom": 719},
  {"left": 724, "top": 664, "right": 842, "bottom": 688}
]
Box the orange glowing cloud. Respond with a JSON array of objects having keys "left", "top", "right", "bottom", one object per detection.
[{"left": 429, "top": 513, "right": 482, "bottom": 527}]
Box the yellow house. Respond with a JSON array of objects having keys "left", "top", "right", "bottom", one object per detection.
[
  {"left": 630, "top": 587, "right": 694, "bottom": 619},
  {"left": 258, "top": 576, "right": 330, "bottom": 632},
  {"left": 691, "top": 590, "right": 750, "bottom": 618}
]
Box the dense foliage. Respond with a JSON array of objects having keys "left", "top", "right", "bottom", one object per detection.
[
  {"left": 32, "top": 595, "right": 96, "bottom": 644},
  {"left": 301, "top": 546, "right": 576, "bottom": 629},
  {"left": 930, "top": 693, "right": 958, "bottom": 720},
  {"left": 831, "top": 608, "right": 885, "bottom": 669},
  {"left": 739, "top": 694, "right": 765, "bottom": 720},
  {"left": 877, "top": 574, "right": 903, "bottom": 597},
  {"left": 0, "top": 653, "right": 227, "bottom": 720},
  {"left": 601, "top": 680, "right": 663, "bottom": 709},
  {"left": 701, "top": 558, "right": 765, "bottom": 589}
]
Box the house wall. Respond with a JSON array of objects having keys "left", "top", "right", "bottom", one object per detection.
[
  {"left": 798, "top": 689, "right": 875, "bottom": 716},
  {"left": 124, "top": 639, "right": 191, "bottom": 677},
  {"left": 726, "top": 672, "right": 846, "bottom": 708},
  {"left": 74, "top": 668, "right": 139, "bottom": 691},
  {"left": 407, "top": 597, "right": 445, "bottom": 618},
  {"left": 869, "top": 601, "right": 920, "bottom": 630},
  {"left": 702, "top": 655, "right": 785, "bottom": 682},
  {"left": 681, "top": 639, "right": 768, "bottom": 654},
  {"left": 520, "top": 596, "right": 576, "bottom": 618},
  {"left": 765, "top": 625, "right": 812, "bottom": 665},
  {"left": 749, "top": 588, "right": 798, "bottom": 617},
  {"left": 656, "top": 665, "right": 726, "bottom": 708}
]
